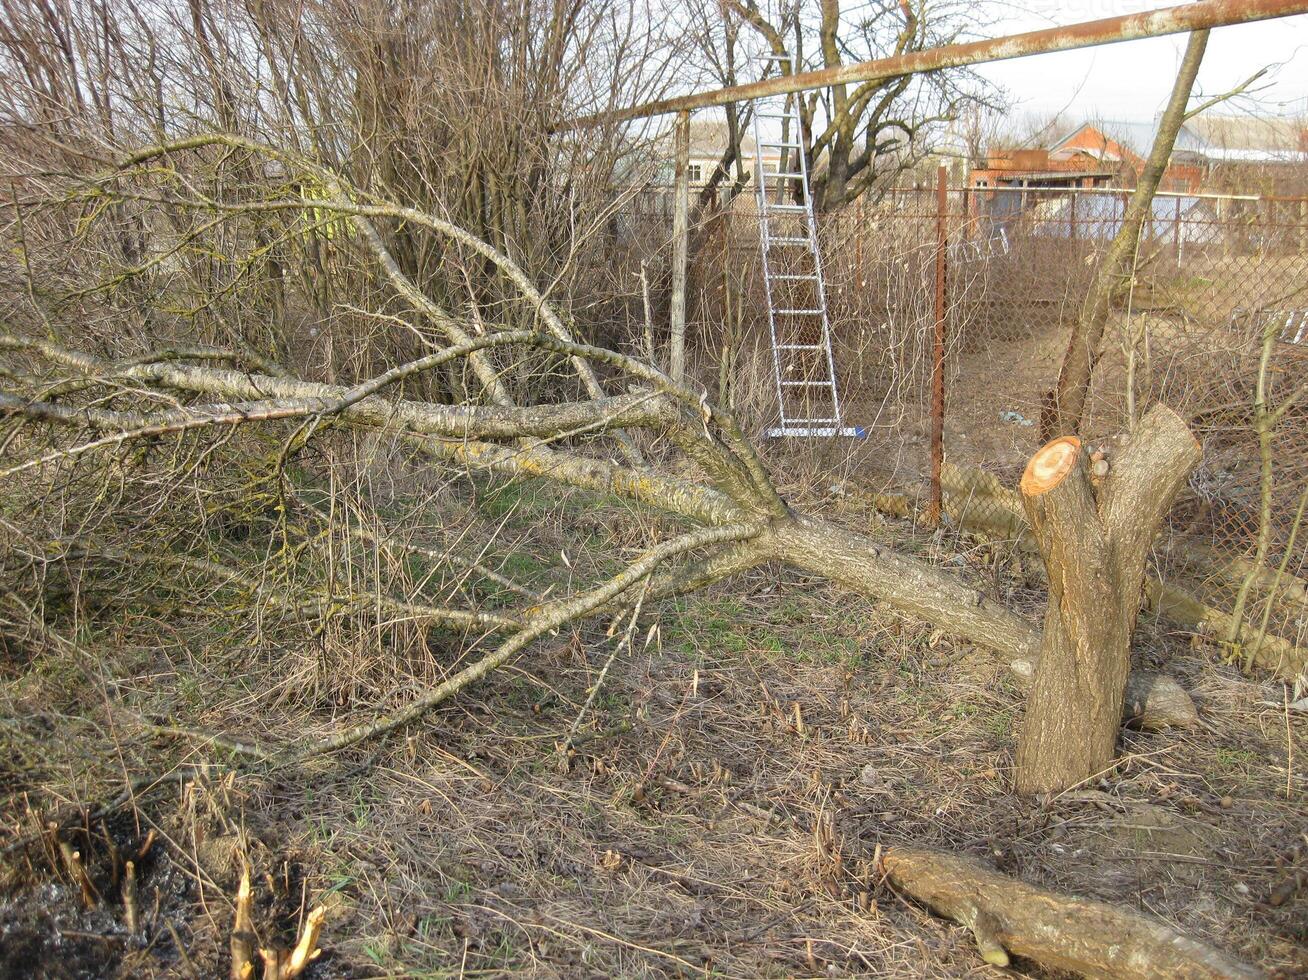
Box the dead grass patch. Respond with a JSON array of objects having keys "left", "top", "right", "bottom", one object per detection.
[{"left": 1, "top": 485, "right": 1304, "bottom": 978}]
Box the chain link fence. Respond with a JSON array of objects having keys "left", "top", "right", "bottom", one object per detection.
[{"left": 620, "top": 180, "right": 1307, "bottom": 671}]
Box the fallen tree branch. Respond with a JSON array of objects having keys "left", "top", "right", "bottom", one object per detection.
[
  {"left": 288, "top": 522, "right": 763, "bottom": 760},
  {"left": 4, "top": 329, "right": 1202, "bottom": 731},
  {"left": 0, "top": 330, "right": 754, "bottom": 524}
]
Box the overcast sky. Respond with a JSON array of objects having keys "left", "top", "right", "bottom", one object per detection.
[{"left": 976, "top": 2, "right": 1308, "bottom": 123}]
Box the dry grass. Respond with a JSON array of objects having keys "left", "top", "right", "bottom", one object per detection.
[{"left": 2, "top": 476, "right": 1304, "bottom": 979}]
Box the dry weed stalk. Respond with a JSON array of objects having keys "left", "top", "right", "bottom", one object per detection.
[{"left": 229, "top": 865, "right": 326, "bottom": 980}]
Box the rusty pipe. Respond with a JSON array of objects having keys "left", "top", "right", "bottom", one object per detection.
[{"left": 563, "top": 0, "right": 1308, "bottom": 127}]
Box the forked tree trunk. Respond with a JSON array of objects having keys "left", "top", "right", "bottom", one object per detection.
[{"left": 1015, "top": 404, "right": 1202, "bottom": 795}]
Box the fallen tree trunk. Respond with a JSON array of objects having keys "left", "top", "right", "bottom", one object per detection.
[
  {"left": 0, "top": 337, "right": 1199, "bottom": 736},
  {"left": 882, "top": 845, "right": 1264, "bottom": 979},
  {"left": 769, "top": 515, "right": 1196, "bottom": 731},
  {"left": 1015, "top": 407, "right": 1203, "bottom": 794}
]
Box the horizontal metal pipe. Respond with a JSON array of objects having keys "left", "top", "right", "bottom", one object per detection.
[{"left": 564, "top": 0, "right": 1308, "bottom": 128}]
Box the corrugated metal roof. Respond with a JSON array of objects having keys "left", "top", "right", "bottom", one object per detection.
[{"left": 1187, "top": 113, "right": 1307, "bottom": 154}]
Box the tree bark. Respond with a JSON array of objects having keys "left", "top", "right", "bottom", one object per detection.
[
  {"left": 1043, "top": 30, "right": 1209, "bottom": 438},
  {"left": 883, "top": 846, "right": 1264, "bottom": 979},
  {"left": 772, "top": 515, "right": 1040, "bottom": 662},
  {"left": 1016, "top": 405, "right": 1202, "bottom": 795}
]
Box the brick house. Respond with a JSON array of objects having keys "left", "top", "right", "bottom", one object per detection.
[{"left": 968, "top": 120, "right": 1208, "bottom": 193}]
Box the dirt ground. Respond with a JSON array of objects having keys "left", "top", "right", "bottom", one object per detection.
[{"left": 1, "top": 470, "right": 1304, "bottom": 979}]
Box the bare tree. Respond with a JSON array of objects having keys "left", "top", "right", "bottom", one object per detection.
[
  {"left": 0, "top": 0, "right": 680, "bottom": 383},
  {"left": 706, "top": 0, "right": 1001, "bottom": 209}
]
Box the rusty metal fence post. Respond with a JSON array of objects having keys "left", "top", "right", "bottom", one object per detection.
[
  {"left": 1174, "top": 195, "right": 1183, "bottom": 265},
  {"left": 928, "top": 165, "right": 948, "bottom": 527},
  {"left": 669, "top": 109, "right": 690, "bottom": 383}
]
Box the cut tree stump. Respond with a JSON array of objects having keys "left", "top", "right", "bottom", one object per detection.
[
  {"left": 824, "top": 477, "right": 1204, "bottom": 733},
  {"left": 842, "top": 464, "right": 1306, "bottom": 679},
  {"left": 1015, "top": 405, "right": 1203, "bottom": 795},
  {"left": 882, "top": 845, "right": 1265, "bottom": 979}
]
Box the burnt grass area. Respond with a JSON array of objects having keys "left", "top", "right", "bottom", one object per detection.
[{"left": 1, "top": 485, "right": 1304, "bottom": 979}]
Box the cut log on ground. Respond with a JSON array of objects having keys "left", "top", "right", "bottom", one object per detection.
[
  {"left": 882, "top": 845, "right": 1264, "bottom": 979},
  {"left": 1015, "top": 405, "right": 1203, "bottom": 795}
]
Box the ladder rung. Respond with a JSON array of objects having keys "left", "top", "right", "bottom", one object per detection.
[
  {"left": 780, "top": 381, "right": 834, "bottom": 387},
  {"left": 761, "top": 141, "right": 803, "bottom": 149},
  {"left": 764, "top": 172, "right": 805, "bottom": 179},
  {"left": 776, "top": 344, "right": 823, "bottom": 350},
  {"left": 771, "top": 274, "right": 820, "bottom": 281},
  {"left": 775, "top": 308, "right": 824, "bottom": 315},
  {"left": 756, "top": 112, "right": 797, "bottom": 118},
  {"left": 763, "top": 204, "right": 808, "bottom": 213},
  {"left": 767, "top": 426, "right": 866, "bottom": 439},
  {"left": 768, "top": 237, "right": 811, "bottom": 245}
]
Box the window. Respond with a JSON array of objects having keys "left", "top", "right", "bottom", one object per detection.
[{"left": 687, "top": 164, "right": 702, "bottom": 183}]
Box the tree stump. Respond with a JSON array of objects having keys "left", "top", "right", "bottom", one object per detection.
[{"left": 1015, "top": 405, "right": 1202, "bottom": 795}]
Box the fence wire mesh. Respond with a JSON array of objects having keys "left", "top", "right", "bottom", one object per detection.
[{"left": 627, "top": 181, "right": 1307, "bottom": 668}]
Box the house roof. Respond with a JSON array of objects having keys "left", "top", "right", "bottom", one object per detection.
[
  {"left": 1185, "top": 113, "right": 1307, "bottom": 163},
  {"left": 993, "top": 170, "right": 1113, "bottom": 183},
  {"left": 654, "top": 119, "right": 777, "bottom": 162},
  {"left": 1046, "top": 115, "right": 1308, "bottom": 166},
  {"left": 1049, "top": 119, "right": 1210, "bottom": 161}
]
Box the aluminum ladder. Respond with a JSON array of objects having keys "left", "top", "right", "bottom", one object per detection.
[{"left": 750, "top": 55, "right": 862, "bottom": 438}]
